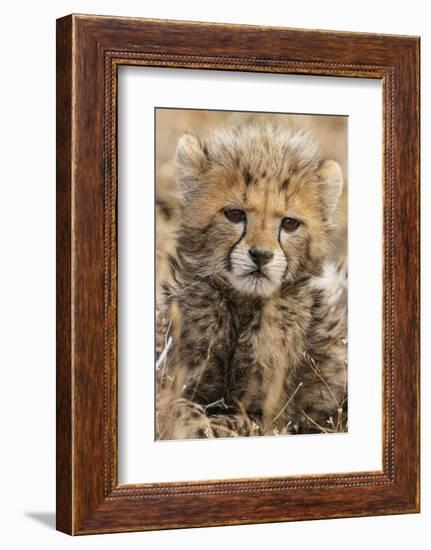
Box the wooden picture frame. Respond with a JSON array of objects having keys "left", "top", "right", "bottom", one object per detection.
[{"left": 56, "top": 14, "right": 420, "bottom": 535}]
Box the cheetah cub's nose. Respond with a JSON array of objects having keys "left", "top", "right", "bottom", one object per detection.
[{"left": 248, "top": 247, "right": 274, "bottom": 267}]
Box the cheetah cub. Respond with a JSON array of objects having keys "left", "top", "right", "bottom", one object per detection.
[{"left": 157, "top": 124, "right": 347, "bottom": 440}]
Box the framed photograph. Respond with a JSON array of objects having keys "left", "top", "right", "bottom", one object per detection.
[{"left": 56, "top": 14, "right": 420, "bottom": 534}]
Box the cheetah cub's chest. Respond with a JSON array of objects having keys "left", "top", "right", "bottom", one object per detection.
[{"left": 230, "top": 296, "right": 309, "bottom": 424}]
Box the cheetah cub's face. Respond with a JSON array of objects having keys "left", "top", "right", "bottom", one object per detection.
[{"left": 176, "top": 125, "right": 343, "bottom": 297}]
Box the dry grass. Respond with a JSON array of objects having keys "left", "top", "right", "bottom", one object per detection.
[{"left": 155, "top": 311, "right": 348, "bottom": 438}]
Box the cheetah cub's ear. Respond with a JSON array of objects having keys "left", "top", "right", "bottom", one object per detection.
[
  {"left": 175, "top": 134, "right": 209, "bottom": 200},
  {"left": 318, "top": 159, "right": 344, "bottom": 219}
]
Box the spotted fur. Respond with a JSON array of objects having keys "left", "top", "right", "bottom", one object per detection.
[{"left": 156, "top": 124, "right": 347, "bottom": 440}]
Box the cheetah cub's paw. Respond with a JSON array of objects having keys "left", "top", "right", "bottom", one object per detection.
[{"left": 160, "top": 398, "right": 213, "bottom": 440}]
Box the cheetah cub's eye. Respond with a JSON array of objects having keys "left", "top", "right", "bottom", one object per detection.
[
  {"left": 281, "top": 217, "right": 300, "bottom": 233},
  {"left": 224, "top": 209, "right": 246, "bottom": 224}
]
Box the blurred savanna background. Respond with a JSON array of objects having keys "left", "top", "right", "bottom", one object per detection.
[{"left": 155, "top": 108, "right": 348, "bottom": 438}]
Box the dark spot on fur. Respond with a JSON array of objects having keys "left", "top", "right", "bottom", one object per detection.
[
  {"left": 254, "top": 370, "right": 263, "bottom": 384},
  {"left": 252, "top": 318, "right": 261, "bottom": 332},
  {"left": 157, "top": 200, "right": 173, "bottom": 220},
  {"left": 247, "top": 405, "right": 263, "bottom": 418},
  {"left": 199, "top": 139, "right": 210, "bottom": 160},
  {"left": 327, "top": 320, "right": 338, "bottom": 332},
  {"left": 167, "top": 253, "right": 181, "bottom": 275},
  {"left": 281, "top": 178, "right": 290, "bottom": 190},
  {"left": 197, "top": 428, "right": 207, "bottom": 438},
  {"left": 243, "top": 167, "right": 253, "bottom": 186},
  {"left": 261, "top": 170, "right": 267, "bottom": 178},
  {"left": 253, "top": 299, "right": 263, "bottom": 312}
]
